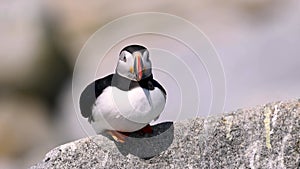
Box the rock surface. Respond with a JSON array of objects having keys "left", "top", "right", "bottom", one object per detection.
[{"left": 30, "top": 99, "right": 300, "bottom": 168}]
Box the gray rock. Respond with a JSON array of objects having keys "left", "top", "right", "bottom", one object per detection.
[{"left": 30, "top": 99, "right": 300, "bottom": 168}]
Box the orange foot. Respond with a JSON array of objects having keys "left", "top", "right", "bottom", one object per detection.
[
  {"left": 106, "top": 130, "right": 128, "bottom": 143},
  {"left": 140, "top": 124, "right": 153, "bottom": 134}
]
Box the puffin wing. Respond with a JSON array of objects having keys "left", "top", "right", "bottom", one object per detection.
[
  {"left": 79, "top": 74, "right": 113, "bottom": 121},
  {"left": 151, "top": 79, "right": 167, "bottom": 97},
  {"left": 151, "top": 79, "right": 166, "bottom": 122}
]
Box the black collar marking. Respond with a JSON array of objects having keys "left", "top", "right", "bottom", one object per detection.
[{"left": 79, "top": 73, "right": 166, "bottom": 121}]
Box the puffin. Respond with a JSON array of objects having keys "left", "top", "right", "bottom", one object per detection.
[{"left": 79, "top": 45, "right": 167, "bottom": 143}]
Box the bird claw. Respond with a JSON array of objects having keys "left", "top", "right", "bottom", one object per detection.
[
  {"left": 140, "top": 124, "right": 153, "bottom": 134},
  {"left": 107, "top": 130, "right": 127, "bottom": 143},
  {"left": 106, "top": 125, "right": 153, "bottom": 143}
]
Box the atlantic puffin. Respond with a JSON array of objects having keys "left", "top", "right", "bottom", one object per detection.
[{"left": 79, "top": 45, "right": 166, "bottom": 143}]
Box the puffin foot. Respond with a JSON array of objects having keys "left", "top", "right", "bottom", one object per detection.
[
  {"left": 106, "top": 130, "right": 128, "bottom": 143},
  {"left": 140, "top": 124, "right": 153, "bottom": 134}
]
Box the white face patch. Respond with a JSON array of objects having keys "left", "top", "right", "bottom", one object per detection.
[
  {"left": 116, "top": 51, "right": 136, "bottom": 80},
  {"left": 141, "top": 50, "right": 152, "bottom": 79}
]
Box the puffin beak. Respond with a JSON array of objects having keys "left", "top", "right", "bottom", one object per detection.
[{"left": 134, "top": 54, "right": 143, "bottom": 81}]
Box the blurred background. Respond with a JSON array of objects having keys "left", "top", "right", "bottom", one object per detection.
[{"left": 1, "top": 0, "right": 300, "bottom": 168}]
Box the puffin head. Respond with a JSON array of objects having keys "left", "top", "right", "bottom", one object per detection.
[{"left": 116, "top": 45, "right": 152, "bottom": 81}]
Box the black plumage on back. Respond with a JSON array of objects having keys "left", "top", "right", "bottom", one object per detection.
[{"left": 79, "top": 74, "right": 113, "bottom": 119}]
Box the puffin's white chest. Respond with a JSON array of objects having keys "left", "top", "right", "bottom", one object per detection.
[{"left": 91, "top": 86, "right": 166, "bottom": 133}]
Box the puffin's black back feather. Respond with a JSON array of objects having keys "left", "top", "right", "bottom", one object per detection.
[
  {"left": 79, "top": 74, "right": 166, "bottom": 121},
  {"left": 120, "top": 45, "right": 146, "bottom": 54},
  {"left": 79, "top": 74, "right": 113, "bottom": 119}
]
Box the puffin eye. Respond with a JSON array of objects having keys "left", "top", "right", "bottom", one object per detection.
[{"left": 120, "top": 52, "right": 127, "bottom": 62}]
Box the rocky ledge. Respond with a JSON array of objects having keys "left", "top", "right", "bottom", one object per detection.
[{"left": 30, "top": 99, "right": 300, "bottom": 168}]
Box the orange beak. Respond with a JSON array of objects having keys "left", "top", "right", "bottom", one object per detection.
[{"left": 134, "top": 55, "right": 143, "bottom": 81}]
